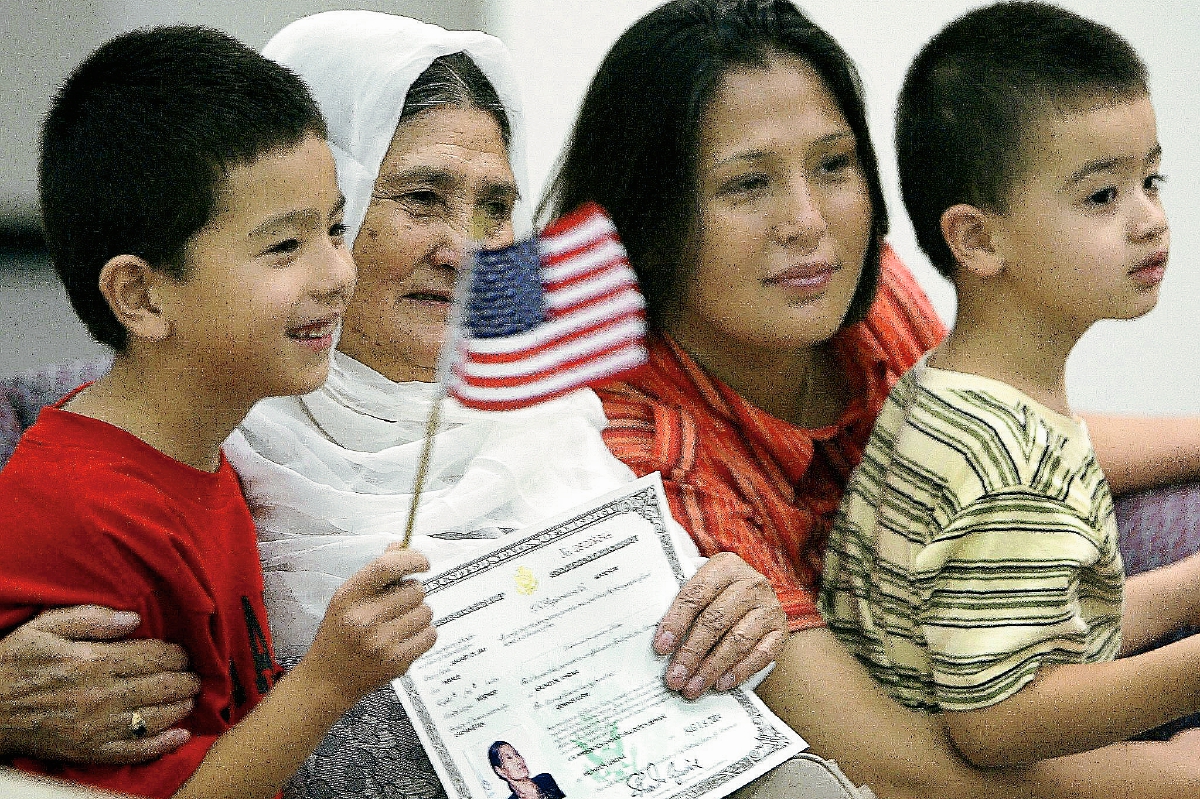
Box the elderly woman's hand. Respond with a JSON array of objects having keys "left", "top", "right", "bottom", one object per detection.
[
  {"left": 653, "top": 552, "right": 787, "bottom": 700},
  {"left": 0, "top": 605, "right": 200, "bottom": 764}
]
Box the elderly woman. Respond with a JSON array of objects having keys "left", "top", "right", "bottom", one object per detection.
[
  {"left": 0, "top": 11, "right": 785, "bottom": 799},
  {"left": 543, "top": 1, "right": 1200, "bottom": 797}
]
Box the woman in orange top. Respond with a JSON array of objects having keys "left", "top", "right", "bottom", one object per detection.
[{"left": 543, "top": 1, "right": 1200, "bottom": 797}]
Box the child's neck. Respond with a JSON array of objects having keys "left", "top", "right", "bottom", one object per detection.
[
  {"left": 64, "top": 354, "right": 255, "bottom": 472},
  {"left": 930, "top": 295, "right": 1088, "bottom": 418}
]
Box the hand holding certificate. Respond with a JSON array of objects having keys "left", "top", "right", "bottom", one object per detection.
[{"left": 395, "top": 475, "right": 805, "bottom": 799}]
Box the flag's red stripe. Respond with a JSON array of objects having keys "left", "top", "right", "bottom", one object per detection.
[
  {"left": 540, "top": 231, "right": 619, "bottom": 268},
  {"left": 463, "top": 307, "right": 645, "bottom": 364},
  {"left": 458, "top": 331, "right": 645, "bottom": 383},
  {"left": 449, "top": 362, "right": 647, "bottom": 411},
  {"left": 537, "top": 201, "right": 608, "bottom": 240},
  {"left": 448, "top": 382, "right": 588, "bottom": 412},
  {"left": 450, "top": 346, "right": 647, "bottom": 408},
  {"left": 544, "top": 267, "right": 639, "bottom": 313},
  {"left": 542, "top": 253, "right": 629, "bottom": 293},
  {"left": 456, "top": 339, "right": 646, "bottom": 389},
  {"left": 546, "top": 282, "right": 639, "bottom": 320}
]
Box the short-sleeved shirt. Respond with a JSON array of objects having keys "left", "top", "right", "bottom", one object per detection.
[
  {"left": 597, "top": 246, "right": 947, "bottom": 630},
  {"left": 819, "top": 360, "right": 1123, "bottom": 712},
  {"left": 0, "top": 403, "right": 282, "bottom": 797}
]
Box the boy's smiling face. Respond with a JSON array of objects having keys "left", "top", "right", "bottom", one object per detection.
[
  {"left": 159, "top": 135, "right": 356, "bottom": 405},
  {"left": 989, "top": 93, "right": 1168, "bottom": 333}
]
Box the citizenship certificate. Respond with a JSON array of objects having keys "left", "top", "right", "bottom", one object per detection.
[{"left": 394, "top": 474, "right": 806, "bottom": 799}]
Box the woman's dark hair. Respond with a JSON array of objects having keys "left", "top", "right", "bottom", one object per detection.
[
  {"left": 488, "top": 740, "right": 514, "bottom": 773},
  {"left": 400, "top": 51, "right": 511, "bottom": 147},
  {"left": 540, "top": 0, "right": 886, "bottom": 330}
]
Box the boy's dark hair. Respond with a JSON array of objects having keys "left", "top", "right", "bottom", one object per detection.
[
  {"left": 400, "top": 52, "right": 511, "bottom": 148},
  {"left": 39, "top": 25, "right": 326, "bottom": 351},
  {"left": 896, "top": 1, "right": 1148, "bottom": 278},
  {"left": 540, "top": 0, "right": 887, "bottom": 331}
]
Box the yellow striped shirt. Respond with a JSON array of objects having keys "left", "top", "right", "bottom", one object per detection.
[{"left": 819, "top": 360, "right": 1122, "bottom": 712}]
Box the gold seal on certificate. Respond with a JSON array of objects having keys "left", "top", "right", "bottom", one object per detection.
[{"left": 395, "top": 474, "right": 806, "bottom": 799}]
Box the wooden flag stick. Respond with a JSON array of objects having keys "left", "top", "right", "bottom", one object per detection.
[
  {"left": 400, "top": 392, "right": 443, "bottom": 548},
  {"left": 400, "top": 214, "right": 489, "bottom": 548}
]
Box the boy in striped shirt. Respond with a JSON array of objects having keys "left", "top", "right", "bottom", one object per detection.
[{"left": 820, "top": 2, "right": 1199, "bottom": 767}]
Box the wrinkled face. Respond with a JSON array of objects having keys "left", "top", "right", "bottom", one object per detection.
[
  {"left": 161, "top": 135, "right": 354, "bottom": 404},
  {"left": 668, "top": 55, "right": 872, "bottom": 364},
  {"left": 988, "top": 94, "right": 1168, "bottom": 332},
  {"left": 337, "top": 105, "right": 518, "bottom": 383},
  {"left": 492, "top": 744, "right": 530, "bottom": 782}
]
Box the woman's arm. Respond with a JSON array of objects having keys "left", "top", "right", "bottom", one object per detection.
[
  {"left": 1120, "top": 549, "right": 1200, "bottom": 653},
  {"left": 0, "top": 606, "right": 199, "bottom": 764},
  {"left": 757, "top": 628, "right": 1034, "bottom": 799},
  {"left": 757, "top": 627, "right": 1200, "bottom": 799},
  {"left": 943, "top": 633, "right": 1200, "bottom": 767},
  {"left": 1083, "top": 413, "right": 1200, "bottom": 495}
]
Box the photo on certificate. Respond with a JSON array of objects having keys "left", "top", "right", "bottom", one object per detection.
[
  {"left": 395, "top": 474, "right": 806, "bottom": 799},
  {"left": 472, "top": 735, "right": 565, "bottom": 799}
]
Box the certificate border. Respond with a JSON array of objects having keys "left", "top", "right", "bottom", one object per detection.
[
  {"left": 398, "top": 483, "right": 677, "bottom": 799},
  {"left": 667, "top": 690, "right": 796, "bottom": 799},
  {"left": 419, "top": 484, "right": 681, "bottom": 598}
]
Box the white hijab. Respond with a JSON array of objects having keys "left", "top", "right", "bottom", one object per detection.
[
  {"left": 230, "top": 12, "right": 686, "bottom": 659},
  {"left": 261, "top": 9, "right": 533, "bottom": 243}
]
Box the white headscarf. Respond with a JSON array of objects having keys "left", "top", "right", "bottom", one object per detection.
[
  {"left": 230, "top": 13, "right": 692, "bottom": 659},
  {"left": 261, "top": 10, "right": 533, "bottom": 243}
]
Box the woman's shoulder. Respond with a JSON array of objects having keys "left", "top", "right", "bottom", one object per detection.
[
  {"left": 595, "top": 338, "right": 710, "bottom": 472},
  {"left": 596, "top": 380, "right": 684, "bottom": 474},
  {"left": 532, "top": 771, "right": 565, "bottom": 797}
]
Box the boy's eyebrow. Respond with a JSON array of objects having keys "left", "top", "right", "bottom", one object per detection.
[
  {"left": 250, "top": 194, "right": 346, "bottom": 238},
  {"left": 1065, "top": 143, "right": 1163, "bottom": 185}
]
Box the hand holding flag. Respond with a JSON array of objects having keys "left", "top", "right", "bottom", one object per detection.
[{"left": 401, "top": 203, "right": 647, "bottom": 546}]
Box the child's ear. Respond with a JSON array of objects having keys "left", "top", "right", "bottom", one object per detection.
[
  {"left": 98, "top": 255, "right": 171, "bottom": 341},
  {"left": 941, "top": 203, "right": 1002, "bottom": 279}
]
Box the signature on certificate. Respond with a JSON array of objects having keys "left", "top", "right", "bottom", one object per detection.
[{"left": 626, "top": 757, "right": 703, "bottom": 795}]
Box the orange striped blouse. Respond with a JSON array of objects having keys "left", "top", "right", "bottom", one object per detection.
[{"left": 597, "top": 247, "right": 947, "bottom": 630}]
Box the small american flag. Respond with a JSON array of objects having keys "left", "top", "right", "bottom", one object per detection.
[{"left": 445, "top": 203, "right": 647, "bottom": 411}]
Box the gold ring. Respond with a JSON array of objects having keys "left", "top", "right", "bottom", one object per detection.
[{"left": 129, "top": 711, "right": 148, "bottom": 739}]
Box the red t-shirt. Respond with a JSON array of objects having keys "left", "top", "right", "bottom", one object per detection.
[
  {"left": 0, "top": 403, "right": 282, "bottom": 797},
  {"left": 598, "top": 247, "right": 947, "bottom": 630}
]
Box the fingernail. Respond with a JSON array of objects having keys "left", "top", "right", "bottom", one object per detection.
[
  {"left": 716, "top": 672, "right": 737, "bottom": 692},
  {"left": 113, "top": 611, "right": 140, "bottom": 625},
  {"left": 667, "top": 664, "right": 689, "bottom": 687},
  {"left": 654, "top": 630, "right": 677, "bottom": 654},
  {"left": 684, "top": 675, "right": 707, "bottom": 698}
]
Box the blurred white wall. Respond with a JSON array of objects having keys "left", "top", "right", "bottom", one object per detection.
[
  {"left": 0, "top": 0, "right": 483, "bottom": 226},
  {"left": 488, "top": 0, "right": 1200, "bottom": 415},
  {"left": 3, "top": 1, "right": 1198, "bottom": 414}
]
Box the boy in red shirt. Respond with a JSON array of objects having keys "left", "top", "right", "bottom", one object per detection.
[{"left": 0, "top": 26, "right": 436, "bottom": 798}]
